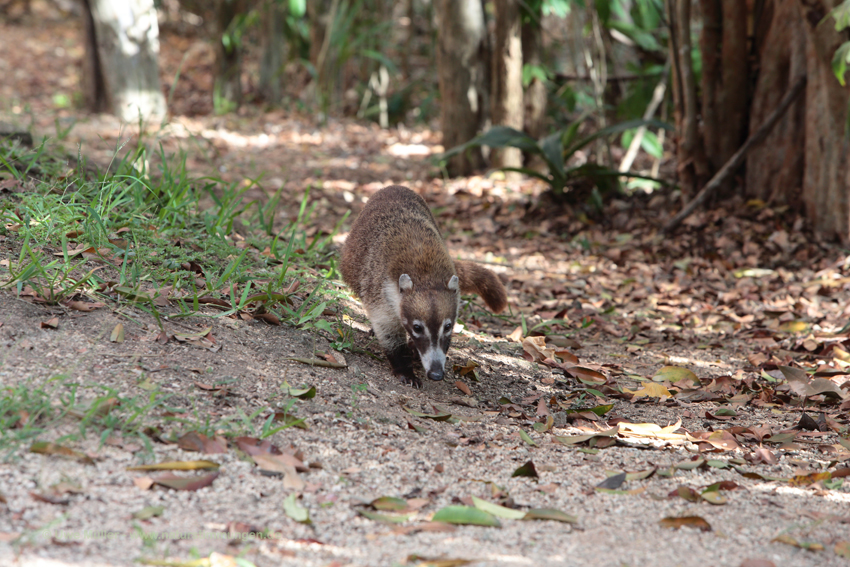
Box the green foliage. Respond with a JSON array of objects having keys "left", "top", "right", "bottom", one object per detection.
[
  {"left": 829, "top": 1, "right": 850, "bottom": 86},
  {"left": 827, "top": 0, "right": 850, "bottom": 135},
  {"left": 440, "top": 117, "right": 672, "bottom": 197}
]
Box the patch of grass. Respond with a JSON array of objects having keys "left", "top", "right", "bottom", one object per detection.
[
  {"left": 0, "top": 135, "right": 348, "bottom": 320},
  {"left": 0, "top": 375, "right": 180, "bottom": 460},
  {"left": 0, "top": 134, "right": 351, "bottom": 454},
  {"left": 0, "top": 372, "right": 314, "bottom": 461}
]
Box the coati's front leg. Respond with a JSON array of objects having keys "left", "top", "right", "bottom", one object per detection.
[
  {"left": 366, "top": 303, "right": 421, "bottom": 388},
  {"left": 385, "top": 342, "right": 420, "bottom": 388}
]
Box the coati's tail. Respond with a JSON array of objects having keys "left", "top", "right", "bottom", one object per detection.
[{"left": 454, "top": 260, "right": 508, "bottom": 313}]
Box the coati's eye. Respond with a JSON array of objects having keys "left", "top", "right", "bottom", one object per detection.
[
  {"left": 444, "top": 322, "right": 453, "bottom": 333},
  {"left": 412, "top": 323, "right": 424, "bottom": 335}
]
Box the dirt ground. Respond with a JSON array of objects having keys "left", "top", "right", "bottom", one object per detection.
[{"left": 2, "top": 8, "right": 850, "bottom": 567}]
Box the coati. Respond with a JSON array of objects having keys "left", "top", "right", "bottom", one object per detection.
[{"left": 340, "top": 185, "right": 507, "bottom": 388}]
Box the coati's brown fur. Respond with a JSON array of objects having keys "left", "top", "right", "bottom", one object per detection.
[{"left": 340, "top": 185, "right": 507, "bottom": 387}]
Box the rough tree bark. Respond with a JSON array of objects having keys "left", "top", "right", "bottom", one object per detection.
[
  {"left": 521, "top": 3, "right": 546, "bottom": 143},
  {"left": 745, "top": 0, "right": 806, "bottom": 204},
  {"left": 667, "top": 0, "right": 708, "bottom": 197},
  {"left": 82, "top": 0, "right": 166, "bottom": 122},
  {"left": 435, "top": 0, "right": 489, "bottom": 176},
  {"left": 797, "top": 0, "right": 850, "bottom": 241},
  {"left": 673, "top": 0, "right": 850, "bottom": 242},
  {"left": 699, "top": 0, "right": 749, "bottom": 176},
  {"left": 491, "top": 0, "right": 524, "bottom": 171}
]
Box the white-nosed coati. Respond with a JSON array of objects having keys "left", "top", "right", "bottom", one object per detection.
[{"left": 341, "top": 185, "right": 507, "bottom": 388}]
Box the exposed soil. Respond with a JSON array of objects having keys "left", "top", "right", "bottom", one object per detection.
[{"left": 2, "top": 8, "right": 850, "bottom": 567}]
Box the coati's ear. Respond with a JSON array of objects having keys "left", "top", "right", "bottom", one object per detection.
[
  {"left": 399, "top": 274, "right": 413, "bottom": 292},
  {"left": 447, "top": 275, "right": 459, "bottom": 291}
]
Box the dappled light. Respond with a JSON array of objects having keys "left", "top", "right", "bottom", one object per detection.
[{"left": 2, "top": 2, "right": 850, "bottom": 567}]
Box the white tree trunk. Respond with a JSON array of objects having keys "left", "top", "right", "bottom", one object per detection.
[{"left": 85, "top": 0, "right": 166, "bottom": 123}]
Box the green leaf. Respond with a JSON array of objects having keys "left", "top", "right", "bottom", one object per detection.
[
  {"left": 639, "top": 130, "right": 664, "bottom": 159},
  {"left": 358, "top": 509, "right": 410, "bottom": 523},
  {"left": 498, "top": 167, "right": 555, "bottom": 184},
  {"left": 609, "top": 21, "right": 661, "bottom": 51},
  {"left": 519, "top": 429, "right": 538, "bottom": 447},
  {"left": 132, "top": 505, "right": 165, "bottom": 520},
  {"left": 471, "top": 496, "right": 526, "bottom": 520},
  {"left": 511, "top": 460, "right": 539, "bottom": 478},
  {"left": 564, "top": 118, "right": 673, "bottom": 157},
  {"left": 439, "top": 126, "right": 541, "bottom": 163},
  {"left": 673, "top": 459, "right": 705, "bottom": 471},
  {"left": 289, "top": 0, "right": 306, "bottom": 17},
  {"left": 652, "top": 366, "right": 699, "bottom": 384},
  {"left": 362, "top": 49, "right": 400, "bottom": 76},
  {"left": 589, "top": 403, "right": 614, "bottom": 416},
  {"left": 828, "top": 2, "right": 850, "bottom": 31},
  {"left": 522, "top": 508, "right": 578, "bottom": 523},
  {"left": 522, "top": 63, "right": 549, "bottom": 87},
  {"left": 700, "top": 491, "right": 727, "bottom": 505},
  {"left": 432, "top": 505, "right": 501, "bottom": 527},
  {"left": 283, "top": 493, "right": 310, "bottom": 524},
  {"left": 370, "top": 496, "right": 408, "bottom": 511},
  {"left": 283, "top": 385, "right": 316, "bottom": 399},
  {"left": 539, "top": 132, "right": 565, "bottom": 179}
]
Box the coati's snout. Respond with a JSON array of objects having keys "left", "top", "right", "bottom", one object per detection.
[{"left": 399, "top": 273, "right": 459, "bottom": 382}]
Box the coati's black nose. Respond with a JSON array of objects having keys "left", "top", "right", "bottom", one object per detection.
[{"left": 427, "top": 365, "right": 444, "bottom": 381}]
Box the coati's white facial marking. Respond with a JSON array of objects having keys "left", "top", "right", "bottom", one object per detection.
[
  {"left": 420, "top": 345, "right": 446, "bottom": 381},
  {"left": 410, "top": 319, "right": 427, "bottom": 338},
  {"left": 394, "top": 274, "right": 460, "bottom": 382},
  {"left": 438, "top": 318, "right": 453, "bottom": 340}
]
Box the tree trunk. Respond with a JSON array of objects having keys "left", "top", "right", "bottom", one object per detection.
[
  {"left": 491, "top": 0, "right": 524, "bottom": 171},
  {"left": 435, "top": 0, "right": 489, "bottom": 176},
  {"left": 797, "top": 0, "right": 850, "bottom": 241},
  {"left": 667, "top": 0, "right": 709, "bottom": 197},
  {"left": 699, "top": 0, "right": 749, "bottom": 178},
  {"left": 674, "top": 0, "right": 850, "bottom": 242},
  {"left": 259, "top": 0, "right": 286, "bottom": 104},
  {"left": 308, "top": 0, "right": 333, "bottom": 71},
  {"left": 745, "top": 0, "right": 806, "bottom": 204},
  {"left": 214, "top": 0, "right": 244, "bottom": 110},
  {"left": 82, "top": 0, "right": 166, "bottom": 123},
  {"left": 521, "top": 4, "right": 546, "bottom": 143}
]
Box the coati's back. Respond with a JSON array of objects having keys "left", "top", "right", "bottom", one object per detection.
[{"left": 340, "top": 185, "right": 455, "bottom": 303}]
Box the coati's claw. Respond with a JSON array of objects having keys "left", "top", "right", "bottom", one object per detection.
[{"left": 398, "top": 373, "right": 423, "bottom": 388}]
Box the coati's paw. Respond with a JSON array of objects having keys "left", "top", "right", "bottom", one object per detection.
[
  {"left": 387, "top": 345, "right": 418, "bottom": 387},
  {"left": 397, "top": 372, "right": 422, "bottom": 389}
]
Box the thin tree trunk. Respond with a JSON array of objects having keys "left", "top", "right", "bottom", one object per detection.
[
  {"left": 667, "top": 0, "right": 707, "bottom": 197},
  {"left": 214, "top": 0, "right": 243, "bottom": 110},
  {"left": 259, "top": 0, "right": 286, "bottom": 104},
  {"left": 521, "top": 5, "right": 546, "bottom": 142},
  {"left": 81, "top": 0, "right": 108, "bottom": 114},
  {"left": 435, "top": 0, "right": 489, "bottom": 176},
  {"left": 491, "top": 0, "right": 524, "bottom": 171},
  {"left": 82, "top": 0, "right": 166, "bottom": 122}
]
